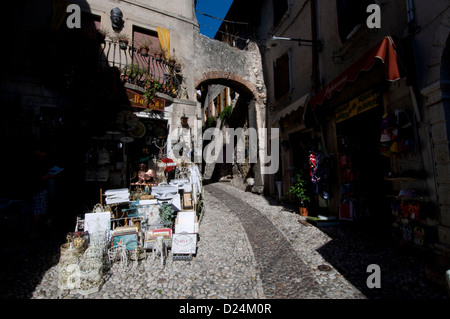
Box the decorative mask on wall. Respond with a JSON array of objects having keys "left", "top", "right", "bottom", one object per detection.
[{"left": 110, "top": 7, "right": 124, "bottom": 32}]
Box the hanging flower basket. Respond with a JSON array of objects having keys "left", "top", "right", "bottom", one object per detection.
[
  {"left": 119, "top": 39, "right": 129, "bottom": 50},
  {"left": 174, "top": 62, "right": 182, "bottom": 73},
  {"left": 140, "top": 47, "right": 149, "bottom": 56},
  {"left": 154, "top": 52, "right": 163, "bottom": 61},
  {"left": 138, "top": 39, "right": 152, "bottom": 57},
  {"left": 114, "top": 34, "right": 129, "bottom": 50}
]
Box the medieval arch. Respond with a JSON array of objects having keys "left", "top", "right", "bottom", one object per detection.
[{"left": 192, "top": 32, "right": 268, "bottom": 193}]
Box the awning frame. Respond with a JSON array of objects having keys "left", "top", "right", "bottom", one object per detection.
[
  {"left": 309, "top": 36, "right": 401, "bottom": 110},
  {"left": 271, "top": 93, "right": 311, "bottom": 126}
]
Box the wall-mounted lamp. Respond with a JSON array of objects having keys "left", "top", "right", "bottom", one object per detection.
[{"left": 267, "top": 36, "right": 323, "bottom": 50}]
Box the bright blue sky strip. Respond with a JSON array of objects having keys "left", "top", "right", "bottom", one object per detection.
[{"left": 195, "top": 0, "right": 234, "bottom": 38}]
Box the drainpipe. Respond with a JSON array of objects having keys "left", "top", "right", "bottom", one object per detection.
[
  {"left": 310, "top": 0, "right": 319, "bottom": 95},
  {"left": 310, "top": 0, "right": 328, "bottom": 153},
  {"left": 406, "top": 0, "right": 420, "bottom": 92}
]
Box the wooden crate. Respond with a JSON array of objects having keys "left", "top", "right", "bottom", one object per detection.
[{"left": 183, "top": 192, "right": 193, "bottom": 209}]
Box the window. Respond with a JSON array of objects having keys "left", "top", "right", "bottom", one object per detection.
[
  {"left": 336, "top": 0, "right": 375, "bottom": 43},
  {"left": 132, "top": 26, "right": 161, "bottom": 53},
  {"left": 274, "top": 53, "right": 290, "bottom": 100}
]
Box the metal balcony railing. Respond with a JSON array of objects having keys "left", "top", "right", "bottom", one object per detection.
[{"left": 98, "top": 40, "right": 182, "bottom": 99}]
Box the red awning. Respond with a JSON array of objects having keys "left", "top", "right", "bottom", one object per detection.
[{"left": 309, "top": 36, "right": 400, "bottom": 110}]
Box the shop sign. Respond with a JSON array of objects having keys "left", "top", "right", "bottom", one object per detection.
[
  {"left": 335, "top": 89, "right": 379, "bottom": 123},
  {"left": 126, "top": 89, "right": 165, "bottom": 111}
]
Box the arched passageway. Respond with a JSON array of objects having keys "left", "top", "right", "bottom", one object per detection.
[{"left": 192, "top": 33, "right": 268, "bottom": 193}]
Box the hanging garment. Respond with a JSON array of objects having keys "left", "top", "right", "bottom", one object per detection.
[{"left": 309, "top": 151, "right": 322, "bottom": 183}]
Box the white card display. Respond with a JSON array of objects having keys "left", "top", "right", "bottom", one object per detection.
[
  {"left": 174, "top": 211, "right": 196, "bottom": 234},
  {"left": 84, "top": 212, "right": 111, "bottom": 241},
  {"left": 172, "top": 233, "right": 197, "bottom": 254}
]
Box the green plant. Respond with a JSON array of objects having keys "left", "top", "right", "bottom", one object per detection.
[
  {"left": 112, "top": 33, "right": 129, "bottom": 43},
  {"left": 138, "top": 39, "right": 153, "bottom": 50},
  {"left": 288, "top": 171, "right": 310, "bottom": 206},
  {"left": 219, "top": 105, "right": 233, "bottom": 121},
  {"left": 206, "top": 116, "right": 216, "bottom": 128},
  {"left": 137, "top": 39, "right": 153, "bottom": 56},
  {"left": 159, "top": 202, "right": 176, "bottom": 227},
  {"left": 113, "top": 33, "right": 129, "bottom": 49},
  {"left": 124, "top": 64, "right": 146, "bottom": 78},
  {"left": 143, "top": 78, "right": 163, "bottom": 103}
]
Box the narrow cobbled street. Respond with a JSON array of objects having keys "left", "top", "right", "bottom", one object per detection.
[{"left": 0, "top": 182, "right": 448, "bottom": 300}]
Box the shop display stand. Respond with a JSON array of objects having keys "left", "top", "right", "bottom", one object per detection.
[
  {"left": 57, "top": 163, "right": 204, "bottom": 295},
  {"left": 382, "top": 111, "right": 431, "bottom": 249}
]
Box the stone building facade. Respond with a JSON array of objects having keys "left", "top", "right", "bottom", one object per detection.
[{"left": 216, "top": 0, "right": 450, "bottom": 277}]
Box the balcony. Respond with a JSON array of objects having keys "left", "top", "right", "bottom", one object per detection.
[{"left": 98, "top": 39, "right": 183, "bottom": 107}]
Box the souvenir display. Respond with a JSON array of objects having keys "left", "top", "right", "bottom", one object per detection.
[{"left": 56, "top": 162, "right": 203, "bottom": 295}]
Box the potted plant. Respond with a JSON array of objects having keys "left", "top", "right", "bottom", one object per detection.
[
  {"left": 143, "top": 77, "right": 163, "bottom": 103},
  {"left": 168, "top": 56, "right": 182, "bottom": 72},
  {"left": 138, "top": 39, "right": 152, "bottom": 57},
  {"left": 159, "top": 202, "right": 176, "bottom": 227},
  {"left": 288, "top": 171, "right": 310, "bottom": 216},
  {"left": 115, "top": 34, "right": 129, "bottom": 50},
  {"left": 168, "top": 57, "right": 176, "bottom": 67},
  {"left": 154, "top": 51, "right": 163, "bottom": 61}
]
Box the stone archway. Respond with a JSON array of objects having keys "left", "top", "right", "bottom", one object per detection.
[{"left": 192, "top": 32, "right": 268, "bottom": 192}]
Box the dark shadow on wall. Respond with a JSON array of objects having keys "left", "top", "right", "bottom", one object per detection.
[{"left": 0, "top": 0, "right": 128, "bottom": 298}]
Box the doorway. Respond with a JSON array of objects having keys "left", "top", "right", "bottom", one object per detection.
[{"left": 336, "top": 106, "right": 390, "bottom": 222}]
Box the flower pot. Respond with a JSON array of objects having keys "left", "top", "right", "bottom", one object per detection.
[
  {"left": 119, "top": 40, "right": 128, "bottom": 50},
  {"left": 140, "top": 47, "right": 149, "bottom": 57},
  {"left": 299, "top": 207, "right": 308, "bottom": 217},
  {"left": 154, "top": 52, "right": 163, "bottom": 61}
]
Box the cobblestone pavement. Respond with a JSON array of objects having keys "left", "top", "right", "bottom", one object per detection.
[{"left": 0, "top": 182, "right": 448, "bottom": 299}]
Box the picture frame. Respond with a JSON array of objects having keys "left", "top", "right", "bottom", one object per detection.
[
  {"left": 174, "top": 210, "right": 198, "bottom": 234},
  {"left": 172, "top": 233, "right": 197, "bottom": 254},
  {"left": 84, "top": 211, "right": 111, "bottom": 242},
  {"left": 111, "top": 231, "right": 139, "bottom": 251},
  {"left": 144, "top": 228, "right": 172, "bottom": 249}
]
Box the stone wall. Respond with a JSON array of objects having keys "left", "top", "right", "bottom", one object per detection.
[{"left": 193, "top": 32, "right": 268, "bottom": 192}]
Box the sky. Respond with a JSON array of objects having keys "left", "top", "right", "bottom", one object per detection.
[{"left": 195, "top": 0, "right": 234, "bottom": 38}]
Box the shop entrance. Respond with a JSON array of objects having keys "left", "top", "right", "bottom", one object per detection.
[
  {"left": 289, "top": 129, "right": 326, "bottom": 215},
  {"left": 336, "top": 106, "right": 390, "bottom": 223}
]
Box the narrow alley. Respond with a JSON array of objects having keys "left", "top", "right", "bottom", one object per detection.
[{"left": 1, "top": 182, "right": 447, "bottom": 300}]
